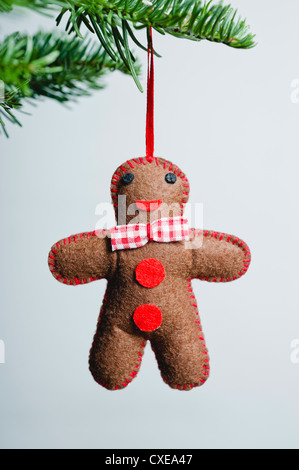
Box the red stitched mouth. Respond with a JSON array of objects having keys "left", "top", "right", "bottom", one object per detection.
[{"left": 136, "top": 200, "right": 162, "bottom": 211}]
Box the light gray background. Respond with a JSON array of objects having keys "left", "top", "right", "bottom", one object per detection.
[{"left": 0, "top": 0, "right": 299, "bottom": 449}]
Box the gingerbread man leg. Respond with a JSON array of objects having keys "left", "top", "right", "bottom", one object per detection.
[
  {"left": 89, "top": 313, "right": 147, "bottom": 390},
  {"left": 150, "top": 305, "right": 209, "bottom": 391}
]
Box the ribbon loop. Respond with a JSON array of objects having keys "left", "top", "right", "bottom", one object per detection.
[{"left": 146, "top": 26, "right": 154, "bottom": 161}]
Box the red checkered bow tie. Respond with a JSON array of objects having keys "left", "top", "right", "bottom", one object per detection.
[{"left": 110, "top": 217, "right": 190, "bottom": 251}]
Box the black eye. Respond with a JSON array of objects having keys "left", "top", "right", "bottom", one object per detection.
[
  {"left": 122, "top": 173, "right": 135, "bottom": 185},
  {"left": 165, "top": 172, "right": 177, "bottom": 184}
]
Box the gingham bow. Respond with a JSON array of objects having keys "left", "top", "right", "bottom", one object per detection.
[{"left": 110, "top": 217, "right": 190, "bottom": 251}]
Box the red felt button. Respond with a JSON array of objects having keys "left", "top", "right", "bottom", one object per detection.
[
  {"left": 135, "top": 258, "right": 165, "bottom": 288},
  {"left": 133, "top": 305, "right": 162, "bottom": 332}
]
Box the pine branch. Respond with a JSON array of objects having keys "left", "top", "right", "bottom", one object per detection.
[
  {"left": 0, "top": 0, "right": 60, "bottom": 13},
  {"left": 0, "top": 1, "right": 256, "bottom": 91},
  {"left": 54, "top": 0, "right": 256, "bottom": 89},
  {"left": 0, "top": 90, "right": 22, "bottom": 137},
  {"left": 0, "top": 31, "right": 137, "bottom": 135}
]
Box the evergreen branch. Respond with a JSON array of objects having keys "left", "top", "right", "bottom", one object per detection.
[
  {"left": 0, "top": 90, "right": 22, "bottom": 137},
  {"left": 0, "top": 0, "right": 59, "bottom": 13},
  {"left": 0, "top": 31, "right": 137, "bottom": 135},
  {"left": 0, "top": 1, "right": 256, "bottom": 91},
  {"left": 56, "top": 1, "right": 256, "bottom": 50}
]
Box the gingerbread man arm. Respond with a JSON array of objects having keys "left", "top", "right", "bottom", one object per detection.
[
  {"left": 48, "top": 230, "right": 115, "bottom": 285},
  {"left": 189, "top": 229, "right": 251, "bottom": 282}
]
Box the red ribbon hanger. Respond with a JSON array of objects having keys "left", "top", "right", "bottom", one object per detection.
[{"left": 146, "top": 26, "right": 154, "bottom": 161}]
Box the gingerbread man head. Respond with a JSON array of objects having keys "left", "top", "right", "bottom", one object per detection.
[
  {"left": 49, "top": 156, "right": 251, "bottom": 390},
  {"left": 111, "top": 156, "right": 189, "bottom": 225}
]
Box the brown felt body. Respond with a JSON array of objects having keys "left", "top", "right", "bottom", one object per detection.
[{"left": 48, "top": 156, "right": 251, "bottom": 391}]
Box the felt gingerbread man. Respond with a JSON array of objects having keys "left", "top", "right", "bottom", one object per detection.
[{"left": 48, "top": 156, "right": 251, "bottom": 391}]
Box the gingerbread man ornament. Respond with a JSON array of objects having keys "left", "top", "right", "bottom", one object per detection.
[{"left": 48, "top": 156, "right": 251, "bottom": 391}]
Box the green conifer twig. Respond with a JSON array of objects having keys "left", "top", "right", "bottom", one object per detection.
[{"left": 0, "top": 31, "right": 137, "bottom": 135}]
